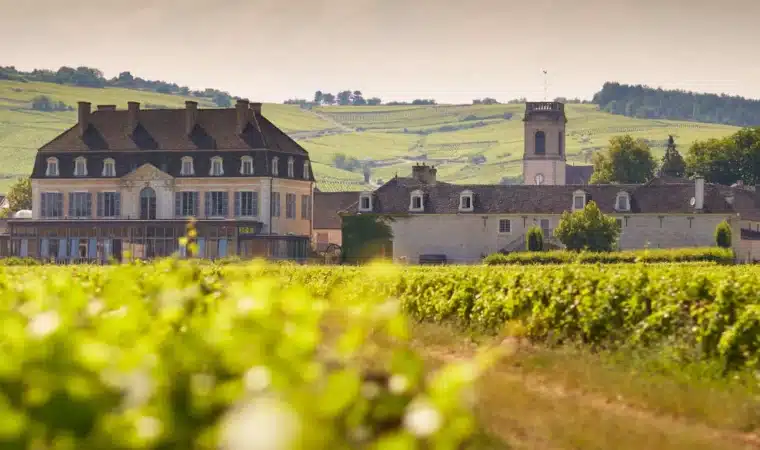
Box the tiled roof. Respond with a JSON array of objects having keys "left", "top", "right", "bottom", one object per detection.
[
  {"left": 314, "top": 191, "right": 362, "bottom": 229},
  {"left": 38, "top": 106, "right": 306, "bottom": 154},
  {"left": 341, "top": 176, "right": 739, "bottom": 216}
]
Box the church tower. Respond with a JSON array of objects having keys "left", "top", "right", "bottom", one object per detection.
[{"left": 522, "top": 102, "right": 567, "bottom": 185}]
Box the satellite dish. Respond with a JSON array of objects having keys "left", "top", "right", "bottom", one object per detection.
[{"left": 689, "top": 197, "right": 696, "bottom": 206}]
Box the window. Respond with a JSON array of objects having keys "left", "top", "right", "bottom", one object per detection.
[
  {"left": 235, "top": 191, "right": 259, "bottom": 217},
  {"left": 534, "top": 131, "right": 546, "bottom": 155},
  {"left": 409, "top": 190, "right": 424, "bottom": 212},
  {"left": 46, "top": 157, "right": 59, "bottom": 176},
  {"left": 498, "top": 219, "right": 511, "bottom": 233},
  {"left": 210, "top": 157, "right": 224, "bottom": 176},
  {"left": 181, "top": 156, "right": 194, "bottom": 176},
  {"left": 540, "top": 219, "right": 551, "bottom": 235},
  {"left": 205, "top": 191, "right": 228, "bottom": 217},
  {"left": 240, "top": 156, "right": 254, "bottom": 175},
  {"left": 301, "top": 195, "right": 311, "bottom": 219},
  {"left": 558, "top": 132, "right": 563, "bottom": 156},
  {"left": 272, "top": 157, "right": 279, "bottom": 176},
  {"left": 303, "top": 161, "right": 311, "bottom": 179},
  {"left": 271, "top": 192, "right": 281, "bottom": 217},
  {"left": 68, "top": 192, "right": 92, "bottom": 218},
  {"left": 359, "top": 194, "right": 372, "bottom": 212},
  {"left": 616, "top": 193, "right": 630, "bottom": 211},
  {"left": 40, "top": 192, "right": 63, "bottom": 217},
  {"left": 535, "top": 174, "right": 544, "bottom": 185},
  {"left": 140, "top": 187, "right": 157, "bottom": 220},
  {"left": 287, "top": 157, "right": 294, "bottom": 178},
  {"left": 573, "top": 193, "right": 586, "bottom": 210},
  {"left": 459, "top": 191, "right": 473, "bottom": 211},
  {"left": 102, "top": 158, "right": 116, "bottom": 177},
  {"left": 97, "top": 192, "right": 121, "bottom": 217},
  {"left": 74, "top": 157, "right": 87, "bottom": 176},
  {"left": 286, "top": 193, "right": 296, "bottom": 218},
  {"left": 175, "top": 191, "right": 199, "bottom": 217},
  {"left": 615, "top": 218, "right": 623, "bottom": 229}
]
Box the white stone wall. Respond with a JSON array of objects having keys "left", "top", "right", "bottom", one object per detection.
[{"left": 391, "top": 213, "right": 738, "bottom": 263}]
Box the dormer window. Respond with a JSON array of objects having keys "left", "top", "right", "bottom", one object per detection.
[
  {"left": 303, "top": 161, "right": 310, "bottom": 179},
  {"left": 181, "top": 156, "right": 194, "bottom": 176},
  {"left": 287, "top": 157, "right": 294, "bottom": 177},
  {"left": 409, "top": 190, "right": 424, "bottom": 212},
  {"left": 210, "top": 156, "right": 224, "bottom": 176},
  {"left": 102, "top": 158, "right": 115, "bottom": 177},
  {"left": 572, "top": 190, "right": 587, "bottom": 211},
  {"left": 459, "top": 190, "right": 474, "bottom": 212},
  {"left": 615, "top": 192, "right": 630, "bottom": 211},
  {"left": 240, "top": 156, "right": 254, "bottom": 175},
  {"left": 74, "top": 157, "right": 87, "bottom": 177},
  {"left": 359, "top": 193, "right": 372, "bottom": 212},
  {"left": 46, "top": 157, "right": 59, "bottom": 176},
  {"left": 272, "top": 157, "right": 279, "bottom": 176}
]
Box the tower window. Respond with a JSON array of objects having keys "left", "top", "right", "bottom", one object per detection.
[
  {"left": 558, "top": 131, "right": 563, "bottom": 156},
  {"left": 535, "top": 131, "right": 546, "bottom": 155}
]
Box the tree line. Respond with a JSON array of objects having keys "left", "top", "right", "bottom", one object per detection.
[
  {"left": 0, "top": 66, "right": 235, "bottom": 107},
  {"left": 593, "top": 82, "right": 760, "bottom": 127},
  {"left": 589, "top": 126, "right": 760, "bottom": 187}
]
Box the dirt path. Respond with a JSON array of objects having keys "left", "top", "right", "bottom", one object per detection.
[{"left": 423, "top": 344, "right": 760, "bottom": 449}]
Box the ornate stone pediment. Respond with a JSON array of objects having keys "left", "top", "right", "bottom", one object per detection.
[{"left": 120, "top": 163, "right": 174, "bottom": 190}]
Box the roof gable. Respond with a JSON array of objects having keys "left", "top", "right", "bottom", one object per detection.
[{"left": 122, "top": 163, "right": 173, "bottom": 182}]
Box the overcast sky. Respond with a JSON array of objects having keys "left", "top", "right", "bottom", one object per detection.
[{"left": 2, "top": 0, "right": 758, "bottom": 104}]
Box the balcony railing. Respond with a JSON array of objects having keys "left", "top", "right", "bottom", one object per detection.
[
  {"left": 525, "top": 102, "right": 564, "bottom": 112},
  {"left": 17, "top": 215, "right": 259, "bottom": 222}
]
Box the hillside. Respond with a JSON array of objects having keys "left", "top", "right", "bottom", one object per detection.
[{"left": 0, "top": 80, "right": 741, "bottom": 193}]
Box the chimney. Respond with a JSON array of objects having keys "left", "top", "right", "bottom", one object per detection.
[
  {"left": 250, "top": 102, "right": 262, "bottom": 115},
  {"left": 694, "top": 176, "right": 704, "bottom": 210},
  {"left": 127, "top": 101, "right": 140, "bottom": 133},
  {"left": 412, "top": 163, "right": 437, "bottom": 185},
  {"left": 185, "top": 100, "right": 198, "bottom": 134},
  {"left": 236, "top": 99, "right": 250, "bottom": 134},
  {"left": 97, "top": 105, "right": 116, "bottom": 111},
  {"left": 77, "top": 101, "right": 91, "bottom": 136}
]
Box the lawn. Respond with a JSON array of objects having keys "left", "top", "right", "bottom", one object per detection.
[{"left": 0, "top": 80, "right": 742, "bottom": 193}]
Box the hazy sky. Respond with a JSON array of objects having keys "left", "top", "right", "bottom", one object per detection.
[{"left": 2, "top": 0, "right": 758, "bottom": 104}]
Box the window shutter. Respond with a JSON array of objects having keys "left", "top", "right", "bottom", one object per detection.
[
  {"left": 253, "top": 192, "right": 259, "bottom": 216},
  {"left": 115, "top": 193, "right": 121, "bottom": 217},
  {"left": 222, "top": 192, "right": 229, "bottom": 217},
  {"left": 56, "top": 193, "right": 63, "bottom": 217},
  {"left": 86, "top": 192, "right": 92, "bottom": 217},
  {"left": 41, "top": 239, "right": 49, "bottom": 258},
  {"left": 97, "top": 193, "right": 103, "bottom": 218},
  {"left": 70, "top": 239, "right": 78, "bottom": 259},
  {"left": 204, "top": 192, "right": 210, "bottom": 218},
  {"left": 235, "top": 192, "right": 241, "bottom": 217},
  {"left": 193, "top": 192, "right": 199, "bottom": 217},
  {"left": 58, "top": 239, "right": 67, "bottom": 259},
  {"left": 40, "top": 193, "right": 47, "bottom": 217},
  {"left": 68, "top": 193, "right": 73, "bottom": 217},
  {"left": 88, "top": 239, "right": 97, "bottom": 259},
  {"left": 175, "top": 192, "right": 181, "bottom": 217}
]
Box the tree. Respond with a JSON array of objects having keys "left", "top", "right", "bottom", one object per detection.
[
  {"left": 526, "top": 226, "right": 543, "bottom": 251},
  {"left": 367, "top": 97, "right": 382, "bottom": 106},
  {"left": 337, "top": 91, "right": 353, "bottom": 106},
  {"left": 341, "top": 215, "right": 394, "bottom": 263},
  {"left": 322, "top": 93, "right": 336, "bottom": 105},
  {"left": 590, "top": 135, "right": 657, "bottom": 184},
  {"left": 685, "top": 127, "right": 760, "bottom": 185},
  {"left": 351, "top": 90, "right": 366, "bottom": 106},
  {"left": 313, "top": 90, "right": 323, "bottom": 104},
  {"left": 554, "top": 201, "right": 620, "bottom": 252},
  {"left": 3, "top": 177, "right": 31, "bottom": 217},
  {"left": 660, "top": 135, "right": 686, "bottom": 177},
  {"left": 715, "top": 221, "right": 732, "bottom": 248}
]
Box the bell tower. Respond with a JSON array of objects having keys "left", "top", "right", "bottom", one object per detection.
[{"left": 522, "top": 102, "right": 567, "bottom": 185}]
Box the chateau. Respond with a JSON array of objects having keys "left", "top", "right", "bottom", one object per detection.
[{"left": 7, "top": 100, "right": 314, "bottom": 262}]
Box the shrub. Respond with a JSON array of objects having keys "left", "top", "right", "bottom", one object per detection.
[
  {"left": 526, "top": 226, "right": 544, "bottom": 251},
  {"left": 482, "top": 247, "right": 734, "bottom": 265},
  {"left": 554, "top": 201, "right": 620, "bottom": 251},
  {"left": 715, "top": 220, "right": 732, "bottom": 248}
]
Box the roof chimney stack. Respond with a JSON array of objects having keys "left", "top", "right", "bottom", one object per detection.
[
  {"left": 694, "top": 176, "right": 704, "bottom": 210},
  {"left": 250, "top": 102, "right": 262, "bottom": 115},
  {"left": 412, "top": 163, "right": 437, "bottom": 185},
  {"left": 127, "top": 101, "right": 140, "bottom": 134},
  {"left": 236, "top": 99, "right": 250, "bottom": 134},
  {"left": 185, "top": 100, "right": 198, "bottom": 135},
  {"left": 77, "top": 101, "right": 91, "bottom": 137}
]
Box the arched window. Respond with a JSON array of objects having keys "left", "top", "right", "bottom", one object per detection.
[
  {"left": 534, "top": 131, "right": 546, "bottom": 155},
  {"left": 303, "top": 161, "right": 311, "bottom": 179},
  {"left": 210, "top": 156, "right": 224, "bottom": 176},
  {"left": 140, "top": 187, "right": 157, "bottom": 220},
  {"left": 46, "top": 157, "right": 59, "bottom": 176},
  {"left": 558, "top": 131, "right": 563, "bottom": 156},
  {"left": 240, "top": 155, "right": 254, "bottom": 175},
  {"left": 102, "top": 158, "right": 116, "bottom": 177},
  {"left": 74, "top": 156, "right": 88, "bottom": 176},
  {"left": 287, "top": 157, "right": 294, "bottom": 177},
  {"left": 180, "top": 156, "right": 194, "bottom": 176},
  {"left": 272, "top": 157, "right": 279, "bottom": 176},
  {"left": 409, "top": 189, "right": 424, "bottom": 212}
]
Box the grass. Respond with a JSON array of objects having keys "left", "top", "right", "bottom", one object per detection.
[
  {"left": 0, "top": 80, "right": 742, "bottom": 193},
  {"left": 412, "top": 322, "right": 760, "bottom": 450}
]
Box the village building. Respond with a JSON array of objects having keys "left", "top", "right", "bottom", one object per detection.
[
  {"left": 7, "top": 99, "right": 315, "bottom": 262},
  {"left": 339, "top": 102, "right": 760, "bottom": 263}
]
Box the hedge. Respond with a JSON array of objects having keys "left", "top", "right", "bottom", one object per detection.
[{"left": 482, "top": 247, "right": 735, "bottom": 265}]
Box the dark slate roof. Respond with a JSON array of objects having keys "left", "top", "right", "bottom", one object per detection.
[
  {"left": 341, "top": 176, "right": 737, "bottom": 216},
  {"left": 565, "top": 165, "right": 593, "bottom": 184},
  {"left": 30, "top": 150, "right": 314, "bottom": 181},
  {"left": 730, "top": 187, "right": 760, "bottom": 221},
  {"left": 38, "top": 107, "right": 306, "bottom": 154},
  {"left": 314, "top": 192, "right": 363, "bottom": 229}
]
